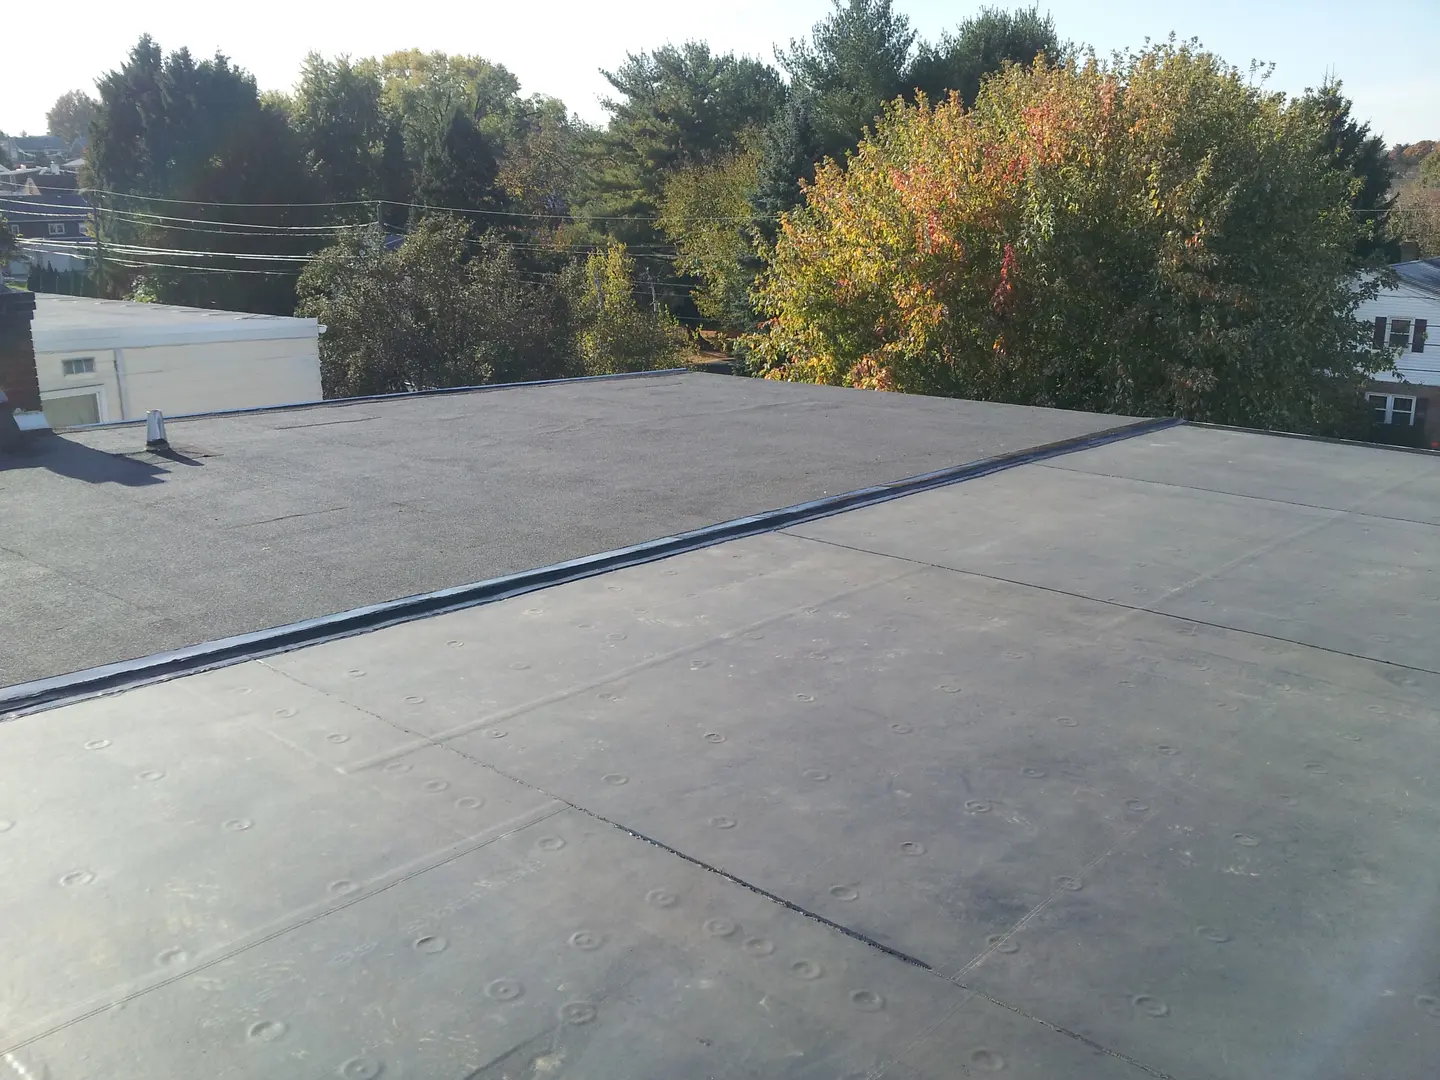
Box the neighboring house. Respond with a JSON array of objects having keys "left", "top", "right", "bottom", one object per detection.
[
  {"left": 0, "top": 134, "right": 73, "bottom": 164},
  {"left": 1356, "top": 257, "right": 1440, "bottom": 448},
  {"left": 0, "top": 190, "right": 93, "bottom": 276},
  {"left": 31, "top": 294, "right": 323, "bottom": 427}
]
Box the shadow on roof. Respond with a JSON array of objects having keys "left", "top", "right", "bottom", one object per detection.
[{"left": 0, "top": 433, "right": 183, "bottom": 486}]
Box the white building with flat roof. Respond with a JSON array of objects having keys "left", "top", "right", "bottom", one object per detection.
[{"left": 32, "top": 295, "right": 323, "bottom": 427}]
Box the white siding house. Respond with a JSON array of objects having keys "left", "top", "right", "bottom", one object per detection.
[
  {"left": 1355, "top": 258, "right": 1439, "bottom": 447},
  {"left": 31, "top": 295, "right": 323, "bottom": 428}
]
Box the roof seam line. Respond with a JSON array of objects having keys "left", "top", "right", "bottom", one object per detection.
[
  {"left": 787, "top": 534, "right": 1440, "bottom": 679},
  {"left": 1034, "top": 462, "right": 1440, "bottom": 527},
  {"left": 0, "top": 414, "right": 1181, "bottom": 718},
  {"left": 950, "top": 985, "right": 1184, "bottom": 1080}
]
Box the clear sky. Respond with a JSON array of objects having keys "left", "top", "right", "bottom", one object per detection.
[{"left": 5, "top": 0, "right": 1436, "bottom": 145}]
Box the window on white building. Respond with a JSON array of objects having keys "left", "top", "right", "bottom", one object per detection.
[
  {"left": 1373, "top": 317, "right": 1428, "bottom": 353},
  {"left": 61, "top": 357, "right": 95, "bottom": 375},
  {"left": 1367, "top": 393, "right": 1417, "bottom": 425}
]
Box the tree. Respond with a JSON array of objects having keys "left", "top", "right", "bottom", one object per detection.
[
  {"left": 378, "top": 50, "right": 521, "bottom": 158},
  {"left": 46, "top": 90, "right": 99, "bottom": 145},
  {"left": 776, "top": 0, "right": 915, "bottom": 154},
  {"left": 597, "top": 42, "right": 784, "bottom": 197},
  {"left": 753, "top": 0, "right": 916, "bottom": 227},
  {"left": 750, "top": 44, "right": 1384, "bottom": 436},
  {"left": 87, "top": 36, "right": 320, "bottom": 313},
  {"left": 1396, "top": 186, "right": 1440, "bottom": 257},
  {"left": 590, "top": 42, "right": 782, "bottom": 236},
  {"left": 296, "top": 217, "right": 581, "bottom": 396},
  {"left": 751, "top": 94, "right": 826, "bottom": 235},
  {"left": 907, "top": 6, "right": 1059, "bottom": 106},
  {"left": 574, "top": 244, "right": 683, "bottom": 375},
  {"left": 1296, "top": 79, "right": 1398, "bottom": 266},
  {"left": 289, "top": 54, "right": 386, "bottom": 203},
  {"left": 416, "top": 109, "right": 507, "bottom": 214},
  {"left": 0, "top": 212, "right": 15, "bottom": 267},
  {"left": 660, "top": 149, "right": 764, "bottom": 332},
  {"left": 496, "top": 96, "right": 591, "bottom": 216}
]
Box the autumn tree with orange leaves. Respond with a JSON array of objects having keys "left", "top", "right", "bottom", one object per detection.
[{"left": 750, "top": 42, "right": 1385, "bottom": 434}]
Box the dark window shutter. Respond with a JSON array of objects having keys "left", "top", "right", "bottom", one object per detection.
[
  {"left": 1414, "top": 319, "right": 1428, "bottom": 353},
  {"left": 1373, "top": 316, "right": 1387, "bottom": 348},
  {"left": 1416, "top": 396, "right": 1429, "bottom": 423}
]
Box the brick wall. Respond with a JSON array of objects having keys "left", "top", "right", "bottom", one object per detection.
[{"left": 0, "top": 290, "right": 40, "bottom": 411}]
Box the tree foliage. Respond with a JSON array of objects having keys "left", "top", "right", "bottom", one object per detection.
[
  {"left": 297, "top": 220, "right": 678, "bottom": 395},
  {"left": 751, "top": 44, "right": 1384, "bottom": 435},
  {"left": 46, "top": 90, "right": 99, "bottom": 145},
  {"left": 289, "top": 54, "right": 388, "bottom": 204},
  {"left": 416, "top": 110, "right": 506, "bottom": 214},
  {"left": 87, "top": 36, "right": 317, "bottom": 313},
  {"left": 777, "top": 0, "right": 915, "bottom": 154},
  {"left": 297, "top": 218, "right": 580, "bottom": 396},
  {"left": 597, "top": 43, "right": 784, "bottom": 205},
  {"left": 575, "top": 244, "right": 683, "bottom": 374},
  {"left": 907, "top": 6, "right": 1059, "bottom": 106},
  {"left": 1296, "top": 79, "right": 1398, "bottom": 266},
  {"left": 660, "top": 149, "right": 763, "bottom": 331},
  {"left": 1396, "top": 185, "right": 1440, "bottom": 257}
]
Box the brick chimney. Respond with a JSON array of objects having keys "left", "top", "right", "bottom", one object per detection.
[{"left": 0, "top": 289, "right": 45, "bottom": 449}]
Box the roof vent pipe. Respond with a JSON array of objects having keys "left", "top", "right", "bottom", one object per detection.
[{"left": 145, "top": 410, "right": 168, "bottom": 450}]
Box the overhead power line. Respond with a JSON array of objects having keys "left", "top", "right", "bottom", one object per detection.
[{"left": 87, "top": 188, "right": 751, "bottom": 224}]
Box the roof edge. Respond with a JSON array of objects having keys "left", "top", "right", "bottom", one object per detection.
[
  {"left": 0, "top": 414, "right": 1182, "bottom": 719},
  {"left": 1187, "top": 421, "right": 1440, "bottom": 455},
  {"left": 56, "top": 366, "right": 692, "bottom": 431}
]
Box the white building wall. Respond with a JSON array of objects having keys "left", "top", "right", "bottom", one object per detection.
[
  {"left": 116, "top": 337, "right": 321, "bottom": 418},
  {"left": 1356, "top": 281, "right": 1440, "bottom": 386},
  {"left": 35, "top": 336, "right": 321, "bottom": 427},
  {"left": 35, "top": 347, "right": 121, "bottom": 425}
]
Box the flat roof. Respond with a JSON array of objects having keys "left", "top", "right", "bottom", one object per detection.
[
  {"left": 1, "top": 419, "right": 1435, "bottom": 1079},
  {"left": 0, "top": 372, "right": 1128, "bottom": 687},
  {"left": 31, "top": 294, "right": 321, "bottom": 353}
]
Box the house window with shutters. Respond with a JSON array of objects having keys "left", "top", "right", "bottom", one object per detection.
[{"left": 1372, "top": 316, "right": 1428, "bottom": 352}]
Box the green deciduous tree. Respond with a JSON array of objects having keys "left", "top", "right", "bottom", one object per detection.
[
  {"left": 289, "top": 54, "right": 387, "bottom": 204},
  {"left": 46, "top": 90, "right": 99, "bottom": 145},
  {"left": 378, "top": 50, "right": 521, "bottom": 153},
  {"left": 297, "top": 217, "right": 581, "bottom": 396},
  {"left": 751, "top": 43, "right": 1384, "bottom": 435},
  {"left": 575, "top": 244, "right": 684, "bottom": 375},
  {"left": 660, "top": 148, "right": 764, "bottom": 332}
]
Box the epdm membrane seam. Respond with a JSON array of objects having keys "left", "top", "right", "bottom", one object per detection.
[
  {"left": 1036, "top": 460, "right": 1440, "bottom": 530},
  {"left": 332, "top": 562, "right": 922, "bottom": 773},
  {"left": 788, "top": 528, "right": 1440, "bottom": 680},
  {"left": 1, "top": 801, "right": 567, "bottom": 1055},
  {"left": 250, "top": 544, "right": 1188, "bottom": 1080},
  {"left": 278, "top": 664, "right": 1184, "bottom": 1080}
]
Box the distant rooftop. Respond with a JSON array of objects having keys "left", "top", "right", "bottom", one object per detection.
[
  {"left": 31, "top": 294, "right": 321, "bottom": 352},
  {"left": 1394, "top": 256, "right": 1440, "bottom": 297}
]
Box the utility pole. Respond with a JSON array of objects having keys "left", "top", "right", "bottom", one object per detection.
[{"left": 89, "top": 188, "right": 104, "bottom": 298}]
